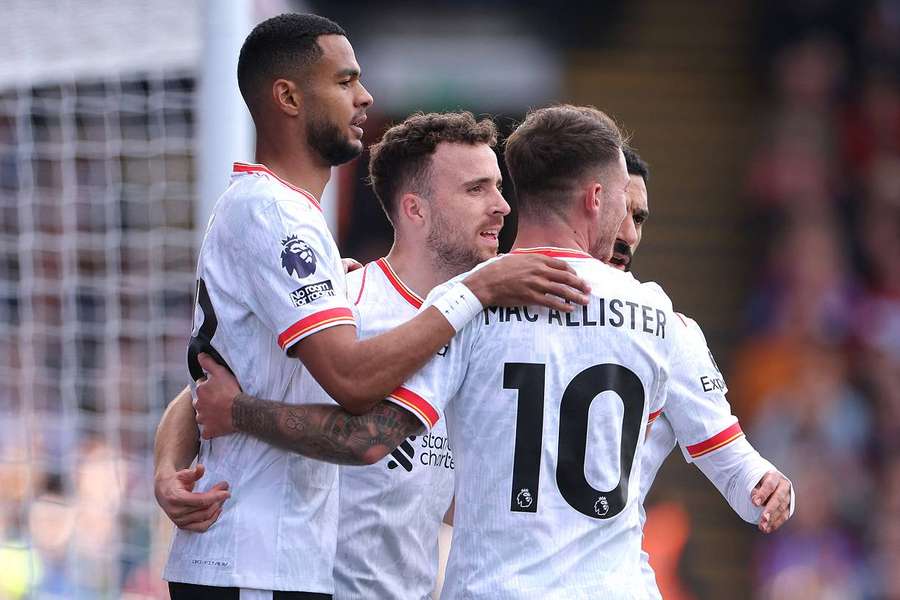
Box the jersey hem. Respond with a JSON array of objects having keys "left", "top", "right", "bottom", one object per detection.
[
  {"left": 163, "top": 567, "right": 334, "bottom": 594},
  {"left": 386, "top": 386, "right": 440, "bottom": 430},
  {"left": 686, "top": 420, "right": 743, "bottom": 458},
  {"left": 277, "top": 307, "right": 356, "bottom": 350}
]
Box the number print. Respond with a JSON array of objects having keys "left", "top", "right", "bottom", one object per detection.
[{"left": 505, "top": 362, "right": 645, "bottom": 519}]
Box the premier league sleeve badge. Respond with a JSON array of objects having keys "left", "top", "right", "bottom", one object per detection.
[{"left": 281, "top": 234, "right": 317, "bottom": 279}]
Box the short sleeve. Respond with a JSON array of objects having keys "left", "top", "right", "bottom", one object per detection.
[
  {"left": 385, "top": 279, "right": 475, "bottom": 431},
  {"left": 232, "top": 199, "right": 355, "bottom": 352},
  {"left": 664, "top": 313, "right": 744, "bottom": 463}
]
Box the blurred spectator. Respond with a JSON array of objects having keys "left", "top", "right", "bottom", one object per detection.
[
  {"left": 742, "top": 3, "right": 900, "bottom": 597},
  {"left": 755, "top": 459, "right": 868, "bottom": 599},
  {"left": 842, "top": 74, "right": 900, "bottom": 175}
]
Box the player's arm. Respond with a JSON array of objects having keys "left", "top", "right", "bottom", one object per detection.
[
  {"left": 194, "top": 353, "right": 423, "bottom": 465},
  {"left": 664, "top": 313, "right": 793, "bottom": 533},
  {"left": 691, "top": 437, "right": 793, "bottom": 533},
  {"left": 231, "top": 394, "right": 422, "bottom": 465},
  {"left": 154, "top": 386, "right": 231, "bottom": 531},
  {"left": 233, "top": 202, "right": 585, "bottom": 416},
  {"left": 291, "top": 253, "right": 590, "bottom": 415}
]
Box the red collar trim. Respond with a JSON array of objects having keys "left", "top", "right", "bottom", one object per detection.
[
  {"left": 510, "top": 246, "right": 593, "bottom": 259},
  {"left": 375, "top": 258, "right": 423, "bottom": 309},
  {"left": 232, "top": 162, "right": 322, "bottom": 212}
]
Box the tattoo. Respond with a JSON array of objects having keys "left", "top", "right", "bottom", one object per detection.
[
  {"left": 232, "top": 393, "right": 279, "bottom": 436},
  {"left": 231, "top": 393, "right": 424, "bottom": 465}
]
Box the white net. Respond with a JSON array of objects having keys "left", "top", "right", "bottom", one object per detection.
[{"left": 0, "top": 3, "right": 202, "bottom": 598}]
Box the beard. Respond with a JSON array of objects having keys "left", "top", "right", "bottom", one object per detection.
[
  {"left": 426, "top": 209, "right": 486, "bottom": 277},
  {"left": 590, "top": 231, "right": 616, "bottom": 263},
  {"left": 612, "top": 240, "right": 633, "bottom": 272},
  {"left": 306, "top": 111, "right": 362, "bottom": 167},
  {"left": 591, "top": 190, "right": 626, "bottom": 262}
]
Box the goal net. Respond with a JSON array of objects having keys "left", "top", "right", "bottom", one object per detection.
[{"left": 0, "top": 2, "right": 203, "bottom": 598}]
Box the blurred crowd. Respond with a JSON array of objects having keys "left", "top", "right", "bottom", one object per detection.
[{"left": 734, "top": 1, "right": 900, "bottom": 598}]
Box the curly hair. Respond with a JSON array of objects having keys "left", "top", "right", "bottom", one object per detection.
[{"left": 368, "top": 111, "right": 498, "bottom": 223}]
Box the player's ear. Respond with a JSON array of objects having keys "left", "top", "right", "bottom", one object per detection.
[
  {"left": 399, "top": 192, "right": 427, "bottom": 228},
  {"left": 584, "top": 182, "right": 603, "bottom": 216},
  {"left": 272, "top": 79, "right": 302, "bottom": 117}
]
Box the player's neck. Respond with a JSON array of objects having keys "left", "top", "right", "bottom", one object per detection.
[
  {"left": 512, "top": 220, "right": 591, "bottom": 255},
  {"left": 254, "top": 141, "right": 331, "bottom": 200},
  {"left": 384, "top": 244, "right": 448, "bottom": 298}
]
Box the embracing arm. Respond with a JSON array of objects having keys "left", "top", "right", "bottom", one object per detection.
[
  {"left": 230, "top": 393, "right": 424, "bottom": 465},
  {"left": 292, "top": 254, "right": 590, "bottom": 415},
  {"left": 193, "top": 353, "right": 423, "bottom": 465},
  {"left": 154, "top": 386, "right": 200, "bottom": 473},
  {"left": 154, "top": 386, "right": 230, "bottom": 531}
]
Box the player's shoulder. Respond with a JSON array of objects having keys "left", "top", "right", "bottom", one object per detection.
[
  {"left": 222, "top": 168, "right": 322, "bottom": 223},
  {"left": 577, "top": 262, "right": 675, "bottom": 309},
  {"left": 635, "top": 280, "right": 674, "bottom": 311},
  {"left": 670, "top": 311, "right": 709, "bottom": 345}
]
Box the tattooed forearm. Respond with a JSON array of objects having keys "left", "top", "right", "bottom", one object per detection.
[
  {"left": 232, "top": 393, "right": 280, "bottom": 437},
  {"left": 231, "top": 393, "right": 424, "bottom": 465}
]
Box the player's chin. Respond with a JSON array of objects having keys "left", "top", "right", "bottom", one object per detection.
[{"left": 346, "top": 134, "right": 364, "bottom": 152}]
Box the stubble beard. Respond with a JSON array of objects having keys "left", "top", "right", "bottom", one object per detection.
[
  {"left": 426, "top": 211, "right": 486, "bottom": 279},
  {"left": 306, "top": 111, "right": 361, "bottom": 167},
  {"left": 592, "top": 192, "right": 626, "bottom": 262},
  {"left": 590, "top": 237, "right": 615, "bottom": 263}
]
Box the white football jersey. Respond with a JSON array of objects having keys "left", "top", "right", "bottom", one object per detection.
[
  {"left": 637, "top": 314, "right": 743, "bottom": 599},
  {"left": 395, "top": 247, "right": 684, "bottom": 600},
  {"left": 164, "top": 163, "right": 356, "bottom": 593},
  {"left": 334, "top": 258, "right": 455, "bottom": 600}
]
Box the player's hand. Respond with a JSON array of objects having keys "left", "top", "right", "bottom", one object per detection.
[
  {"left": 194, "top": 353, "right": 243, "bottom": 439},
  {"left": 154, "top": 463, "right": 230, "bottom": 532},
  {"left": 342, "top": 257, "right": 363, "bottom": 274},
  {"left": 751, "top": 470, "right": 792, "bottom": 533},
  {"left": 463, "top": 254, "right": 591, "bottom": 313}
]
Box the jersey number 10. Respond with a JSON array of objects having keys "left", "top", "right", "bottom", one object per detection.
[{"left": 504, "top": 362, "right": 645, "bottom": 520}]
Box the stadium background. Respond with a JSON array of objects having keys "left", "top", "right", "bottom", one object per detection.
[{"left": 1, "top": 0, "right": 898, "bottom": 598}]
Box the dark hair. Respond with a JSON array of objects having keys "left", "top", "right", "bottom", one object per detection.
[
  {"left": 368, "top": 112, "right": 498, "bottom": 223},
  {"left": 237, "top": 13, "right": 347, "bottom": 114},
  {"left": 504, "top": 104, "right": 624, "bottom": 217},
  {"left": 624, "top": 146, "right": 649, "bottom": 183}
]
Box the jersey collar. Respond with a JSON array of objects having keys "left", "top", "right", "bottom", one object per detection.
[
  {"left": 510, "top": 246, "right": 593, "bottom": 259},
  {"left": 375, "top": 257, "right": 424, "bottom": 309},
  {"left": 232, "top": 162, "right": 322, "bottom": 212}
]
